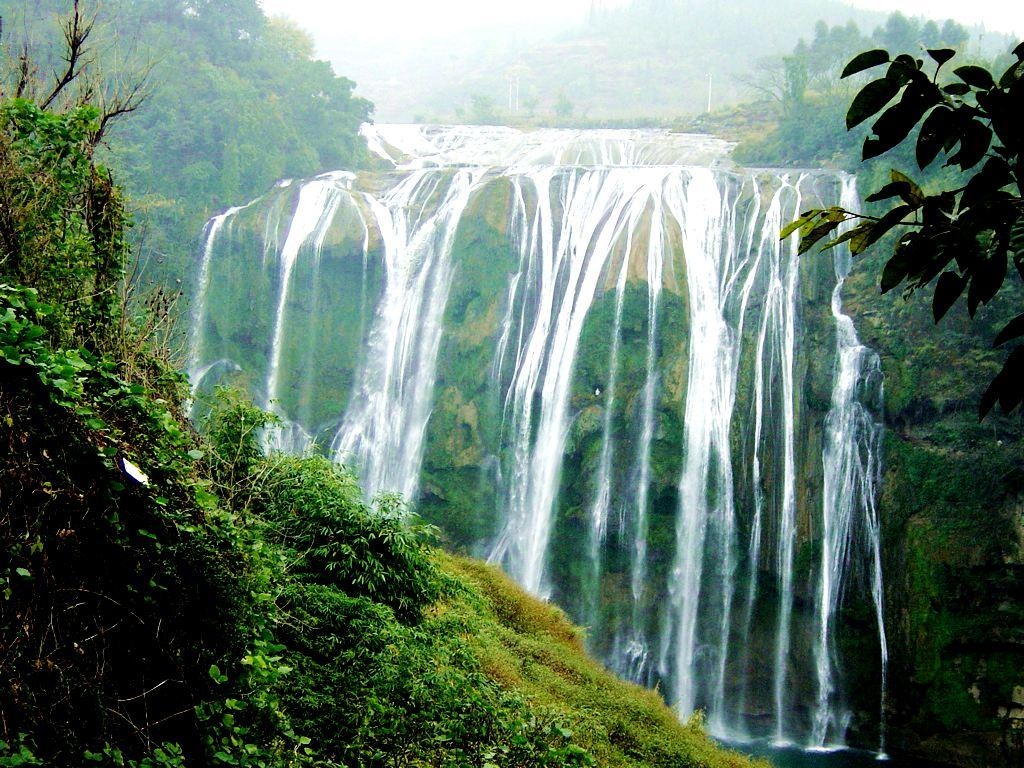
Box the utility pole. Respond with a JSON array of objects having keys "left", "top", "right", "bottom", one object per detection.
[
  {"left": 508, "top": 64, "right": 527, "bottom": 115},
  {"left": 507, "top": 74, "right": 520, "bottom": 113}
]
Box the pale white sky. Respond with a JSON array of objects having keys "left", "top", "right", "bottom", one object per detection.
[
  {"left": 259, "top": 0, "right": 1024, "bottom": 40},
  {"left": 259, "top": 0, "right": 604, "bottom": 40}
]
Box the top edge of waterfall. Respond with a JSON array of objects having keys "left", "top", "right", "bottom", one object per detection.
[{"left": 360, "top": 122, "right": 741, "bottom": 170}]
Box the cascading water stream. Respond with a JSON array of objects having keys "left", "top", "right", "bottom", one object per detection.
[
  {"left": 584, "top": 232, "right": 633, "bottom": 633},
  {"left": 772, "top": 179, "right": 803, "bottom": 746},
  {"left": 264, "top": 173, "right": 351, "bottom": 453},
  {"left": 811, "top": 177, "right": 887, "bottom": 752},
  {"left": 659, "top": 168, "right": 738, "bottom": 721},
  {"left": 187, "top": 204, "right": 249, "bottom": 401},
  {"left": 331, "top": 168, "right": 482, "bottom": 503},
  {"left": 616, "top": 191, "right": 666, "bottom": 686},
  {"left": 189, "top": 125, "right": 888, "bottom": 753}
]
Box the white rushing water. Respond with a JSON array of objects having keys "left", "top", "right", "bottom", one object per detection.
[
  {"left": 331, "top": 168, "right": 483, "bottom": 502},
  {"left": 190, "top": 124, "right": 888, "bottom": 752},
  {"left": 264, "top": 173, "right": 352, "bottom": 453},
  {"left": 811, "top": 177, "right": 887, "bottom": 751},
  {"left": 187, "top": 204, "right": 248, "bottom": 394}
]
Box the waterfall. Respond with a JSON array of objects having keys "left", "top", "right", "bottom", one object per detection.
[
  {"left": 189, "top": 125, "right": 887, "bottom": 751},
  {"left": 810, "top": 177, "right": 887, "bottom": 752},
  {"left": 187, "top": 204, "right": 248, "bottom": 396},
  {"left": 331, "top": 168, "right": 483, "bottom": 502}
]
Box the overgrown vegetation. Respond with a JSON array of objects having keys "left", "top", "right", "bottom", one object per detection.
[{"left": 785, "top": 43, "right": 1024, "bottom": 416}]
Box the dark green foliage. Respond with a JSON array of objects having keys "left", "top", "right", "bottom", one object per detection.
[
  {"left": 786, "top": 42, "right": 1024, "bottom": 416},
  {"left": 0, "top": 288, "right": 247, "bottom": 765},
  {"left": 255, "top": 457, "right": 440, "bottom": 623},
  {"left": 203, "top": 386, "right": 279, "bottom": 505},
  {"left": 0, "top": 99, "right": 129, "bottom": 346}
]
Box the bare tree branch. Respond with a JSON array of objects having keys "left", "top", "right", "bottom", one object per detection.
[
  {"left": 93, "top": 63, "right": 153, "bottom": 145},
  {"left": 40, "top": 0, "right": 97, "bottom": 110}
]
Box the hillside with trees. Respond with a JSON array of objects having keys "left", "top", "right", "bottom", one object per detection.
[{"left": 0, "top": 0, "right": 373, "bottom": 287}]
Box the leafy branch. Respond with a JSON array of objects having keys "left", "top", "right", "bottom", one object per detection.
[{"left": 785, "top": 41, "right": 1024, "bottom": 416}]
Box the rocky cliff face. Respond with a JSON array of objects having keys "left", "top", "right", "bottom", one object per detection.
[{"left": 843, "top": 250, "right": 1024, "bottom": 766}]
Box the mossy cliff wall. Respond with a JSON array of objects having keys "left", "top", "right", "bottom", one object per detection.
[
  {"left": 190, "top": 166, "right": 887, "bottom": 746},
  {"left": 843, "top": 255, "right": 1024, "bottom": 767}
]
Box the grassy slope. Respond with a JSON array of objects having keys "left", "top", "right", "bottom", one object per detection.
[{"left": 444, "top": 556, "right": 766, "bottom": 768}]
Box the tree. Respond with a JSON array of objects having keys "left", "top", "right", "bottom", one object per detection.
[
  {"left": 468, "top": 93, "right": 497, "bottom": 124},
  {"left": 0, "top": 1, "right": 148, "bottom": 346},
  {"left": 554, "top": 90, "right": 574, "bottom": 120},
  {"left": 784, "top": 42, "right": 1024, "bottom": 416}
]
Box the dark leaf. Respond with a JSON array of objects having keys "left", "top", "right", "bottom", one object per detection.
[
  {"left": 954, "top": 65, "right": 996, "bottom": 90},
  {"left": 798, "top": 219, "right": 843, "bottom": 254},
  {"left": 842, "top": 49, "right": 891, "bottom": 78},
  {"left": 948, "top": 233, "right": 980, "bottom": 277},
  {"left": 890, "top": 170, "right": 924, "bottom": 206},
  {"left": 880, "top": 230, "right": 926, "bottom": 292},
  {"left": 994, "top": 313, "right": 1024, "bottom": 347},
  {"left": 948, "top": 119, "right": 992, "bottom": 171},
  {"left": 926, "top": 48, "right": 956, "bottom": 67},
  {"left": 865, "top": 181, "right": 911, "bottom": 203},
  {"left": 847, "top": 77, "right": 901, "bottom": 130},
  {"left": 780, "top": 213, "right": 814, "bottom": 240},
  {"left": 1013, "top": 41, "right": 1024, "bottom": 60},
  {"left": 926, "top": 190, "right": 958, "bottom": 216},
  {"left": 880, "top": 252, "right": 911, "bottom": 293},
  {"left": 932, "top": 271, "right": 966, "bottom": 322},
  {"left": 985, "top": 89, "right": 1022, "bottom": 154},
  {"left": 822, "top": 221, "right": 873, "bottom": 251},
  {"left": 979, "top": 345, "right": 1024, "bottom": 418},
  {"left": 916, "top": 106, "right": 953, "bottom": 168},
  {"left": 886, "top": 55, "right": 921, "bottom": 87},
  {"left": 960, "top": 157, "right": 1012, "bottom": 213},
  {"left": 966, "top": 251, "right": 1007, "bottom": 315},
  {"left": 1011, "top": 215, "right": 1024, "bottom": 279},
  {"left": 865, "top": 85, "right": 938, "bottom": 159},
  {"left": 862, "top": 138, "right": 886, "bottom": 160},
  {"left": 852, "top": 204, "right": 913, "bottom": 256},
  {"left": 999, "top": 59, "right": 1023, "bottom": 88},
  {"left": 942, "top": 82, "right": 971, "bottom": 96}
]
